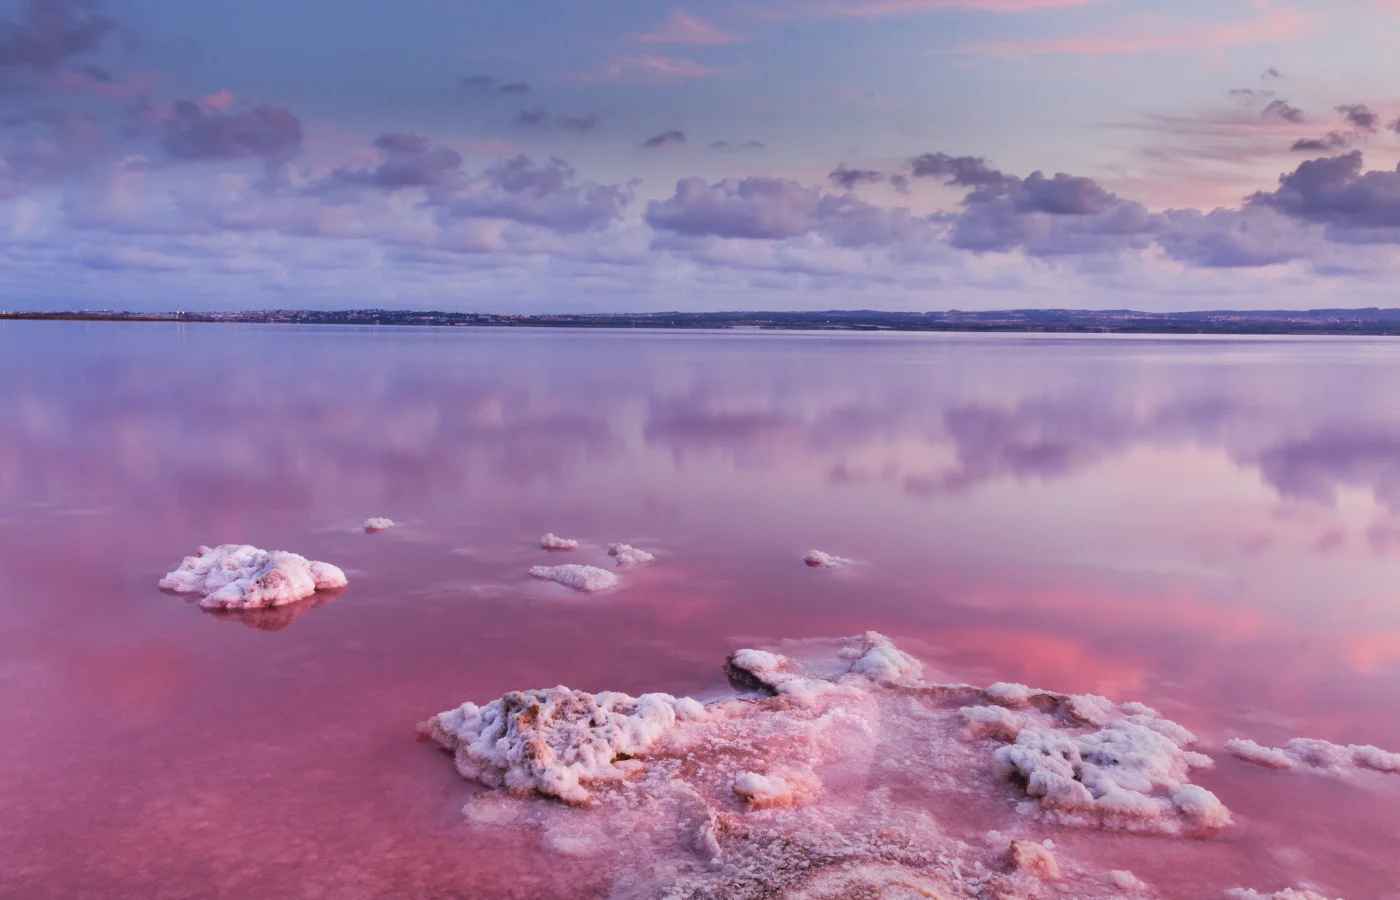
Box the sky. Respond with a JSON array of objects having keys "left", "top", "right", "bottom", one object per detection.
[{"left": 2, "top": 0, "right": 1400, "bottom": 312}]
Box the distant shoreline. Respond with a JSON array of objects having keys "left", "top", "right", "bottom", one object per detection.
[{"left": 5, "top": 308, "right": 1400, "bottom": 336}]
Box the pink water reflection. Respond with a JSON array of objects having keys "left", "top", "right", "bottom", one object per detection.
[{"left": 1, "top": 323, "right": 1398, "bottom": 898}]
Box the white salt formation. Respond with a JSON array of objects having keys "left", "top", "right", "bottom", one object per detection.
[
  {"left": 363, "top": 517, "right": 394, "bottom": 532},
  {"left": 1227, "top": 736, "right": 1400, "bottom": 775},
  {"left": 528, "top": 564, "right": 618, "bottom": 593},
  {"left": 803, "top": 549, "right": 852, "bottom": 568},
  {"left": 607, "top": 542, "right": 655, "bottom": 567},
  {"left": 540, "top": 533, "right": 579, "bottom": 551},
  {"left": 158, "top": 544, "right": 347, "bottom": 610},
  {"left": 420, "top": 632, "right": 1229, "bottom": 898}
]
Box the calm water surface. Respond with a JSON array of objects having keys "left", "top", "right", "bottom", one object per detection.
[{"left": 1, "top": 322, "right": 1398, "bottom": 899}]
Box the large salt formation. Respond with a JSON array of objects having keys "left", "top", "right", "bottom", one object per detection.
[
  {"left": 159, "top": 544, "right": 348, "bottom": 610},
  {"left": 420, "top": 632, "right": 1227, "bottom": 898},
  {"left": 607, "top": 543, "right": 655, "bottom": 567}
]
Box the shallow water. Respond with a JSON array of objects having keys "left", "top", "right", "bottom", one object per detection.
[{"left": 1, "top": 322, "right": 1398, "bottom": 899}]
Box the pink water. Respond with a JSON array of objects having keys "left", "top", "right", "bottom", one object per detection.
[{"left": 1, "top": 322, "right": 1397, "bottom": 898}]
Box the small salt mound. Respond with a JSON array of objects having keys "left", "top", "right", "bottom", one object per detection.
[
  {"left": 1226, "top": 890, "right": 1340, "bottom": 900},
  {"left": 804, "top": 549, "right": 852, "bottom": 568},
  {"left": 1008, "top": 839, "right": 1060, "bottom": 880},
  {"left": 1227, "top": 735, "right": 1400, "bottom": 775},
  {"left": 607, "top": 543, "right": 655, "bottom": 567},
  {"left": 959, "top": 705, "right": 1026, "bottom": 742},
  {"left": 363, "top": 517, "right": 394, "bottom": 532},
  {"left": 528, "top": 564, "right": 618, "bottom": 593},
  {"left": 158, "top": 544, "right": 347, "bottom": 610},
  {"left": 733, "top": 770, "right": 818, "bottom": 808},
  {"left": 419, "top": 687, "right": 686, "bottom": 804},
  {"left": 1110, "top": 870, "right": 1146, "bottom": 890},
  {"left": 540, "top": 533, "right": 579, "bottom": 551}
]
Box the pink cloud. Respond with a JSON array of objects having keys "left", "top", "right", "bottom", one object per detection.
[
  {"left": 965, "top": 3, "right": 1309, "bottom": 56},
  {"left": 568, "top": 56, "right": 726, "bottom": 83},
  {"left": 638, "top": 10, "right": 743, "bottom": 45}
]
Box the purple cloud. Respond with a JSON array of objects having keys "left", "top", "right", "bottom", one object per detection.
[
  {"left": 444, "top": 155, "right": 632, "bottom": 232},
  {"left": 0, "top": 0, "right": 114, "bottom": 80},
  {"left": 1336, "top": 103, "right": 1378, "bottom": 133},
  {"left": 642, "top": 129, "right": 686, "bottom": 148},
  {"left": 1262, "top": 99, "right": 1304, "bottom": 123},
  {"left": 161, "top": 100, "right": 303, "bottom": 164},
  {"left": 908, "top": 152, "right": 1009, "bottom": 186},
  {"left": 828, "top": 164, "right": 883, "bottom": 189},
  {"left": 646, "top": 177, "right": 820, "bottom": 239},
  {"left": 708, "top": 140, "right": 765, "bottom": 153},
  {"left": 1248, "top": 151, "right": 1400, "bottom": 232}
]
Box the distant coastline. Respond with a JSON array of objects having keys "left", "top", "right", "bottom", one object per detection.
[{"left": 6, "top": 307, "right": 1400, "bottom": 336}]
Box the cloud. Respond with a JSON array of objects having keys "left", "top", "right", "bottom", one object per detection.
[
  {"left": 1248, "top": 151, "right": 1400, "bottom": 235},
  {"left": 1336, "top": 103, "right": 1378, "bottom": 133},
  {"left": 161, "top": 100, "right": 304, "bottom": 166},
  {"left": 637, "top": 10, "right": 742, "bottom": 45},
  {"left": 498, "top": 82, "right": 530, "bottom": 94},
  {"left": 647, "top": 176, "right": 821, "bottom": 240},
  {"left": 443, "top": 155, "right": 633, "bottom": 232},
  {"left": 829, "top": 164, "right": 884, "bottom": 189},
  {"left": 1290, "top": 133, "right": 1351, "bottom": 153},
  {"left": 0, "top": 0, "right": 115, "bottom": 83},
  {"left": 762, "top": 0, "right": 1102, "bottom": 20},
  {"left": 462, "top": 75, "right": 495, "bottom": 88},
  {"left": 1262, "top": 99, "right": 1304, "bottom": 123},
  {"left": 642, "top": 129, "right": 686, "bottom": 148},
  {"left": 909, "top": 152, "right": 1009, "bottom": 186},
  {"left": 709, "top": 140, "right": 765, "bottom": 153},
  {"left": 513, "top": 109, "right": 599, "bottom": 132}
]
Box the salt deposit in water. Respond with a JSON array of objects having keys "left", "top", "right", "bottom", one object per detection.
[
  {"left": 158, "top": 544, "right": 347, "bottom": 610},
  {"left": 1226, "top": 890, "right": 1340, "bottom": 900},
  {"left": 527, "top": 564, "right": 619, "bottom": 593},
  {"left": 1227, "top": 736, "right": 1400, "bottom": 776},
  {"left": 608, "top": 543, "right": 655, "bottom": 567},
  {"left": 363, "top": 517, "right": 395, "bottom": 532},
  {"left": 803, "top": 550, "right": 852, "bottom": 568},
  {"left": 420, "top": 632, "right": 1228, "bottom": 898},
  {"left": 541, "top": 533, "right": 580, "bottom": 551}
]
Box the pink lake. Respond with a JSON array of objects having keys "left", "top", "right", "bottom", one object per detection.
[{"left": 1, "top": 322, "right": 1398, "bottom": 899}]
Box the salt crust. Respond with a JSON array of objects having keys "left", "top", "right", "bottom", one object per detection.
[
  {"left": 158, "top": 544, "right": 347, "bottom": 610},
  {"left": 420, "top": 632, "right": 1229, "bottom": 898},
  {"left": 1226, "top": 890, "right": 1340, "bottom": 900},
  {"left": 803, "top": 549, "right": 852, "bottom": 568},
  {"left": 541, "top": 533, "right": 579, "bottom": 551},
  {"left": 363, "top": 517, "right": 394, "bottom": 532},
  {"left": 608, "top": 543, "right": 656, "bottom": 567},
  {"left": 528, "top": 564, "right": 618, "bottom": 593},
  {"left": 1227, "top": 736, "right": 1400, "bottom": 776}
]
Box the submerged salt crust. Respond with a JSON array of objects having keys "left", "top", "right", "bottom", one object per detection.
[
  {"left": 158, "top": 544, "right": 348, "bottom": 610},
  {"left": 803, "top": 550, "right": 852, "bottom": 568},
  {"left": 608, "top": 543, "right": 655, "bottom": 567},
  {"left": 528, "top": 564, "right": 618, "bottom": 593},
  {"left": 541, "top": 533, "right": 579, "bottom": 551},
  {"left": 420, "top": 632, "right": 1228, "bottom": 898}
]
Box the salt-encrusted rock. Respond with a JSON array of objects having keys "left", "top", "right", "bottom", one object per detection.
[
  {"left": 419, "top": 686, "right": 691, "bottom": 804},
  {"left": 732, "top": 770, "right": 819, "bottom": 808},
  {"left": 528, "top": 564, "right": 618, "bottom": 592},
  {"left": 803, "top": 549, "right": 852, "bottom": 568},
  {"left": 540, "top": 533, "right": 579, "bottom": 551},
  {"left": 363, "top": 517, "right": 394, "bottom": 532},
  {"left": 607, "top": 543, "right": 655, "bottom": 567},
  {"left": 159, "top": 544, "right": 347, "bottom": 610}
]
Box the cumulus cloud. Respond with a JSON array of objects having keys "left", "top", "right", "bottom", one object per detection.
[
  {"left": 641, "top": 129, "right": 686, "bottom": 148},
  {"left": 909, "top": 151, "right": 1010, "bottom": 186},
  {"left": 647, "top": 176, "right": 820, "bottom": 240},
  {"left": 444, "top": 155, "right": 632, "bottom": 232},
  {"left": 1248, "top": 151, "right": 1400, "bottom": 235}
]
